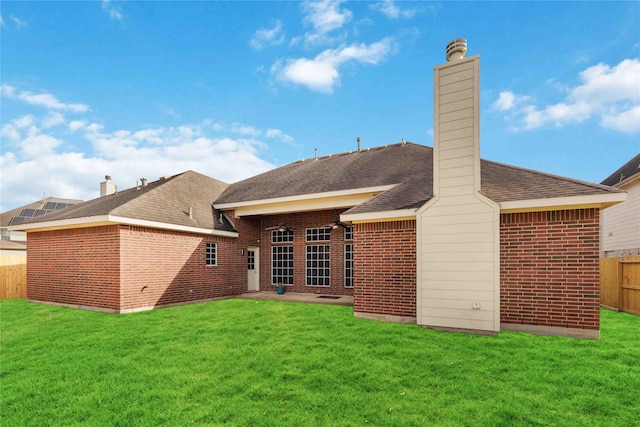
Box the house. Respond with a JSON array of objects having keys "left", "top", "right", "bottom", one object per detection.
[
  {"left": 0, "top": 196, "right": 82, "bottom": 244},
  {"left": 11, "top": 39, "right": 626, "bottom": 338},
  {"left": 600, "top": 153, "right": 640, "bottom": 257},
  {"left": 1, "top": 197, "right": 82, "bottom": 299}
]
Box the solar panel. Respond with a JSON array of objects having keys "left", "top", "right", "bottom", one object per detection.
[
  {"left": 43, "top": 202, "right": 57, "bottom": 210},
  {"left": 20, "top": 208, "right": 37, "bottom": 217},
  {"left": 8, "top": 216, "right": 29, "bottom": 225},
  {"left": 33, "top": 209, "right": 49, "bottom": 216}
]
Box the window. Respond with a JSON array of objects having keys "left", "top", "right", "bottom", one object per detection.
[
  {"left": 344, "top": 243, "right": 353, "bottom": 288},
  {"left": 272, "top": 246, "right": 293, "bottom": 284},
  {"left": 306, "top": 228, "right": 331, "bottom": 242},
  {"left": 272, "top": 229, "right": 293, "bottom": 243},
  {"left": 345, "top": 226, "right": 353, "bottom": 241},
  {"left": 306, "top": 245, "right": 330, "bottom": 286},
  {"left": 205, "top": 242, "right": 217, "bottom": 266},
  {"left": 247, "top": 250, "right": 255, "bottom": 270}
]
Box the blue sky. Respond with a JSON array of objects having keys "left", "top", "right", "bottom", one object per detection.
[{"left": 1, "top": 0, "right": 639, "bottom": 211}]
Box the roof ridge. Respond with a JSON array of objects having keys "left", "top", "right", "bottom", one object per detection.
[
  {"left": 295, "top": 140, "right": 422, "bottom": 163},
  {"left": 481, "top": 157, "right": 622, "bottom": 193}
]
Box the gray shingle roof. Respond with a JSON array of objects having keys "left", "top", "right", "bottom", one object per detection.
[
  {"left": 15, "top": 171, "right": 234, "bottom": 232},
  {"left": 215, "top": 142, "right": 430, "bottom": 204},
  {"left": 216, "top": 142, "right": 621, "bottom": 215},
  {"left": 601, "top": 153, "right": 640, "bottom": 187}
]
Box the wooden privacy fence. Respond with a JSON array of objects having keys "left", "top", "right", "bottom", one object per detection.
[
  {"left": 600, "top": 256, "right": 640, "bottom": 315},
  {"left": 1, "top": 253, "right": 27, "bottom": 299}
]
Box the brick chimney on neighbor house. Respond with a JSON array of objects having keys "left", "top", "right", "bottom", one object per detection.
[{"left": 100, "top": 175, "right": 117, "bottom": 197}]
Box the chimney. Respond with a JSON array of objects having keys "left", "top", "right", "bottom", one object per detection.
[
  {"left": 417, "top": 39, "right": 500, "bottom": 333},
  {"left": 140, "top": 178, "right": 148, "bottom": 187},
  {"left": 100, "top": 175, "right": 117, "bottom": 197},
  {"left": 433, "top": 37, "right": 479, "bottom": 197}
]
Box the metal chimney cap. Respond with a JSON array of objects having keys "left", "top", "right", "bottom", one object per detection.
[{"left": 446, "top": 38, "right": 467, "bottom": 62}]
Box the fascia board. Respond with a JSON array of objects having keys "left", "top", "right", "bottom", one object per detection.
[
  {"left": 615, "top": 173, "right": 640, "bottom": 189},
  {"left": 213, "top": 185, "right": 396, "bottom": 210},
  {"left": 340, "top": 209, "right": 416, "bottom": 223},
  {"left": 499, "top": 192, "right": 627, "bottom": 213},
  {"left": 8, "top": 215, "right": 238, "bottom": 237}
]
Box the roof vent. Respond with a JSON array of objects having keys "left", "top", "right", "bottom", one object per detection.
[
  {"left": 141, "top": 178, "right": 148, "bottom": 187},
  {"left": 445, "top": 38, "right": 467, "bottom": 62}
]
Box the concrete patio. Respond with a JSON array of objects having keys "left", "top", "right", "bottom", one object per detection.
[{"left": 237, "top": 291, "right": 353, "bottom": 306}]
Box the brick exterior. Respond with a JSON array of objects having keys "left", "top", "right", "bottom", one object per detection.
[
  {"left": 27, "top": 225, "right": 121, "bottom": 310},
  {"left": 27, "top": 222, "right": 262, "bottom": 312},
  {"left": 26, "top": 206, "right": 602, "bottom": 334},
  {"left": 353, "top": 220, "right": 417, "bottom": 318},
  {"left": 500, "top": 208, "right": 600, "bottom": 330},
  {"left": 258, "top": 209, "right": 354, "bottom": 296}
]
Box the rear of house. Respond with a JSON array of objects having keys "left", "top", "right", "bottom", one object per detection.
[{"left": 11, "top": 39, "right": 625, "bottom": 338}]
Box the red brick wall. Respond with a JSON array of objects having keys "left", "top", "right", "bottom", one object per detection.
[
  {"left": 27, "top": 226, "right": 121, "bottom": 310},
  {"left": 353, "top": 220, "right": 416, "bottom": 317},
  {"left": 500, "top": 208, "right": 600, "bottom": 330},
  {"left": 257, "top": 209, "right": 353, "bottom": 295},
  {"left": 26, "top": 221, "right": 262, "bottom": 312},
  {"left": 119, "top": 224, "right": 260, "bottom": 311}
]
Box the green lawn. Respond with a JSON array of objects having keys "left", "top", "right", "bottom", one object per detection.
[{"left": 1, "top": 299, "right": 638, "bottom": 426}]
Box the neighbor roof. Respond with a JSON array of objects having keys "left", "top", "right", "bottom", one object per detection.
[
  {"left": 0, "top": 197, "right": 83, "bottom": 227},
  {"left": 215, "top": 142, "right": 622, "bottom": 215},
  {"left": 601, "top": 153, "right": 640, "bottom": 187},
  {"left": 0, "top": 240, "right": 26, "bottom": 251},
  {"left": 11, "top": 171, "right": 234, "bottom": 233}
]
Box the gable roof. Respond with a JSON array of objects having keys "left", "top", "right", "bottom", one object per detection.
[
  {"left": 10, "top": 171, "right": 235, "bottom": 234},
  {"left": 601, "top": 153, "right": 640, "bottom": 187},
  {"left": 215, "top": 142, "right": 622, "bottom": 216},
  {"left": 1, "top": 197, "right": 83, "bottom": 227}
]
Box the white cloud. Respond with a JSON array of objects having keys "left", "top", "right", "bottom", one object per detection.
[
  {"left": 601, "top": 105, "right": 640, "bottom": 134},
  {"left": 493, "top": 91, "right": 516, "bottom": 111},
  {"left": 68, "top": 120, "right": 86, "bottom": 132},
  {"left": 369, "top": 0, "right": 416, "bottom": 19},
  {"left": 273, "top": 38, "right": 396, "bottom": 93},
  {"left": 266, "top": 128, "right": 294, "bottom": 143},
  {"left": 250, "top": 20, "right": 285, "bottom": 50},
  {"left": 1, "top": 115, "right": 36, "bottom": 143},
  {"left": 42, "top": 112, "right": 66, "bottom": 128},
  {"left": 101, "top": 0, "right": 124, "bottom": 20},
  {"left": 495, "top": 58, "right": 640, "bottom": 133},
  {"left": 230, "top": 124, "right": 262, "bottom": 136},
  {"left": 1, "top": 120, "right": 276, "bottom": 211},
  {"left": 21, "top": 131, "right": 63, "bottom": 159},
  {"left": 303, "top": 0, "right": 351, "bottom": 34},
  {"left": 9, "top": 15, "right": 27, "bottom": 28},
  {"left": 0, "top": 87, "right": 286, "bottom": 210},
  {"left": 1, "top": 84, "right": 89, "bottom": 112},
  {"left": 293, "top": 0, "right": 352, "bottom": 47}
]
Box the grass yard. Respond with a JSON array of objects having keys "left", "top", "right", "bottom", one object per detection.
[{"left": 1, "top": 299, "right": 639, "bottom": 426}]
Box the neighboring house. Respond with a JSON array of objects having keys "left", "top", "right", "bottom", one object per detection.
[
  {"left": 11, "top": 40, "right": 625, "bottom": 338},
  {"left": 0, "top": 197, "right": 82, "bottom": 243},
  {"left": 600, "top": 153, "right": 640, "bottom": 257},
  {"left": 1, "top": 197, "right": 81, "bottom": 299}
]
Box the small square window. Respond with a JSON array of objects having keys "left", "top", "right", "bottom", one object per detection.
[
  {"left": 306, "top": 228, "right": 331, "bottom": 241},
  {"left": 272, "top": 229, "right": 294, "bottom": 243},
  {"left": 345, "top": 226, "right": 353, "bottom": 241}
]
